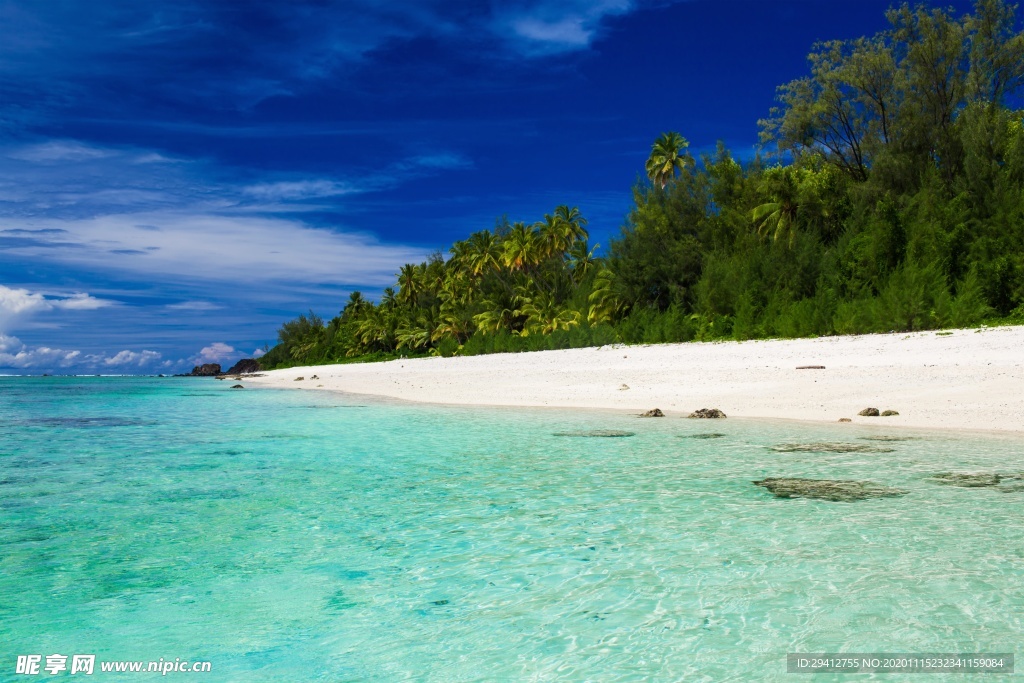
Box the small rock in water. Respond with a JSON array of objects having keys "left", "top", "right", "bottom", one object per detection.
[
  {"left": 753, "top": 477, "right": 908, "bottom": 502},
  {"left": 639, "top": 408, "right": 664, "bottom": 418},
  {"left": 689, "top": 408, "right": 726, "bottom": 419},
  {"left": 553, "top": 430, "right": 636, "bottom": 438},
  {"left": 858, "top": 407, "right": 880, "bottom": 416},
  {"left": 231, "top": 384, "right": 244, "bottom": 389},
  {"left": 294, "top": 376, "right": 304, "bottom": 381},
  {"left": 880, "top": 410, "right": 899, "bottom": 416},
  {"left": 680, "top": 433, "right": 726, "bottom": 439},
  {"left": 770, "top": 442, "right": 896, "bottom": 453},
  {"left": 838, "top": 418, "right": 852, "bottom": 423}
]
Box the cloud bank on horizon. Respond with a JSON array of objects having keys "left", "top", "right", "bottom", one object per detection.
[{"left": 0, "top": 0, "right": 931, "bottom": 372}]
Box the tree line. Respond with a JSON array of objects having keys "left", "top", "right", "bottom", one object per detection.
[{"left": 261, "top": 0, "right": 1024, "bottom": 369}]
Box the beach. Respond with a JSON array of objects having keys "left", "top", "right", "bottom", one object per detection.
[{"left": 244, "top": 325, "right": 1024, "bottom": 433}]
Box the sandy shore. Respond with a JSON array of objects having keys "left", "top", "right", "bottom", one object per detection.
[{"left": 243, "top": 326, "right": 1024, "bottom": 432}]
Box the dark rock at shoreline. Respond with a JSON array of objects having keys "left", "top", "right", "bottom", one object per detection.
[
  {"left": 858, "top": 407, "right": 880, "bottom": 416},
  {"left": 231, "top": 384, "right": 244, "bottom": 389},
  {"left": 754, "top": 477, "right": 908, "bottom": 502},
  {"left": 838, "top": 418, "right": 852, "bottom": 422},
  {"left": 639, "top": 408, "right": 664, "bottom": 417},
  {"left": 689, "top": 408, "right": 726, "bottom": 419},
  {"left": 190, "top": 363, "right": 221, "bottom": 376},
  {"left": 223, "top": 358, "right": 261, "bottom": 375},
  {"left": 881, "top": 410, "right": 899, "bottom": 416}
]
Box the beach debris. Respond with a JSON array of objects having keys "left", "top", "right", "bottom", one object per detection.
[
  {"left": 639, "top": 408, "right": 665, "bottom": 417},
  {"left": 553, "top": 430, "right": 636, "bottom": 438},
  {"left": 689, "top": 408, "right": 726, "bottom": 419},
  {"left": 796, "top": 365, "right": 826, "bottom": 369},
  {"left": 311, "top": 374, "right": 320, "bottom": 380},
  {"left": 680, "top": 433, "right": 726, "bottom": 439},
  {"left": 858, "top": 407, "right": 880, "bottom": 416},
  {"left": 230, "top": 384, "right": 244, "bottom": 389},
  {"left": 881, "top": 410, "right": 899, "bottom": 416},
  {"left": 619, "top": 384, "right": 630, "bottom": 390},
  {"left": 754, "top": 477, "right": 908, "bottom": 502},
  {"left": 838, "top": 418, "right": 852, "bottom": 422},
  {"left": 294, "top": 376, "right": 304, "bottom": 381},
  {"left": 769, "top": 442, "right": 896, "bottom": 453}
]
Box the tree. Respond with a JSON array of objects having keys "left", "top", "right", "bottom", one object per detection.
[{"left": 645, "top": 132, "right": 693, "bottom": 188}]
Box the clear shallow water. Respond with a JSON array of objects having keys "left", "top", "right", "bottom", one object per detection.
[{"left": 1, "top": 377, "right": 1023, "bottom": 682}]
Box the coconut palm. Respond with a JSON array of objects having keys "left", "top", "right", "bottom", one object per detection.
[
  {"left": 750, "top": 166, "right": 802, "bottom": 245},
  {"left": 502, "top": 222, "right": 539, "bottom": 272},
  {"left": 588, "top": 269, "right": 625, "bottom": 324},
  {"left": 645, "top": 131, "right": 693, "bottom": 188},
  {"left": 464, "top": 230, "right": 502, "bottom": 276}
]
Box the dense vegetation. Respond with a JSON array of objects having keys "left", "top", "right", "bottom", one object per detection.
[{"left": 261, "top": 0, "right": 1024, "bottom": 369}]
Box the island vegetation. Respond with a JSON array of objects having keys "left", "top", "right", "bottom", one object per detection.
[{"left": 261, "top": 0, "right": 1024, "bottom": 370}]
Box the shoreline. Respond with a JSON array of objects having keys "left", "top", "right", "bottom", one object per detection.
[{"left": 242, "top": 325, "right": 1024, "bottom": 433}]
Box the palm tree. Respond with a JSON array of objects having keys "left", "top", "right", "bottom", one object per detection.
[
  {"left": 341, "top": 291, "right": 368, "bottom": 320},
  {"left": 750, "top": 166, "right": 802, "bottom": 245},
  {"left": 397, "top": 263, "right": 421, "bottom": 305},
  {"left": 502, "top": 222, "right": 539, "bottom": 272},
  {"left": 567, "top": 239, "right": 598, "bottom": 283},
  {"left": 645, "top": 131, "right": 693, "bottom": 188},
  {"left": 464, "top": 230, "right": 502, "bottom": 276},
  {"left": 588, "top": 269, "right": 625, "bottom": 325}
]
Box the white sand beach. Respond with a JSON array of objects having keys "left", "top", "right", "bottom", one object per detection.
[{"left": 244, "top": 326, "right": 1024, "bottom": 432}]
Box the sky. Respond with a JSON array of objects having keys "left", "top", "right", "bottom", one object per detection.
[{"left": 0, "top": 0, "right": 976, "bottom": 373}]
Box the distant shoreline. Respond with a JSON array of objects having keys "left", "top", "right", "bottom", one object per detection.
[{"left": 243, "top": 326, "right": 1024, "bottom": 433}]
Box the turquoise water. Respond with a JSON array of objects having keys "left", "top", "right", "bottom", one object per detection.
[{"left": 1, "top": 377, "right": 1023, "bottom": 681}]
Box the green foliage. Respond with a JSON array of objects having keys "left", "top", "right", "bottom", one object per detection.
[{"left": 263, "top": 0, "right": 1024, "bottom": 370}]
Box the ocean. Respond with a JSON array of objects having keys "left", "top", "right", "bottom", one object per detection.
[{"left": 1, "top": 376, "right": 1022, "bottom": 681}]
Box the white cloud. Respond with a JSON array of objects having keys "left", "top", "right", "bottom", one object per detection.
[
  {"left": 1, "top": 212, "right": 427, "bottom": 287},
  {"left": 243, "top": 179, "right": 360, "bottom": 201},
  {"left": 197, "top": 342, "right": 235, "bottom": 363},
  {"left": 0, "top": 285, "right": 118, "bottom": 330},
  {"left": 49, "top": 292, "right": 114, "bottom": 310},
  {"left": 166, "top": 300, "right": 222, "bottom": 311},
  {"left": 0, "top": 333, "right": 81, "bottom": 369},
  {"left": 0, "top": 286, "right": 49, "bottom": 316},
  {"left": 252, "top": 348, "right": 266, "bottom": 358},
  {"left": 8, "top": 140, "right": 116, "bottom": 163},
  {"left": 102, "top": 349, "right": 162, "bottom": 366},
  {"left": 497, "top": 0, "right": 634, "bottom": 54}
]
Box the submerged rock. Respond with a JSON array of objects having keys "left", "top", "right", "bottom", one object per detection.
[
  {"left": 769, "top": 442, "right": 896, "bottom": 453},
  {"left": 858, "top": 407, "right": 880, "bottom": 417},
  {"left": 553, "top": 430, "right": 636, "bottom": 438},
  {"left": 930, "top": 472, "right": 1024, "bottom": 489},
  {"left": 689, "top": 408, "right": 726, "bottom": 419},
  {"left": 680, "top": 433, "right": 727, "bottom": 439},
  {"left": 860, "top": 435, "right": 919, "bottom": 442},
  {"left": 230, "top": 384, "right": 244, "bottom": 389},
  {"left": 754, "top": 477, "right": 908, "bottom": 502},
  {"left": 639, "top": 408, "right": 664, "bottom": 418},
  {"left": 881, "top": 410, "right": 899, "bottom": 416}
]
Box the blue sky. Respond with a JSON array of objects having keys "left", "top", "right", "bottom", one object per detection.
[{"left": 0, "top": 0, "right": 974, "bottom": 373}]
